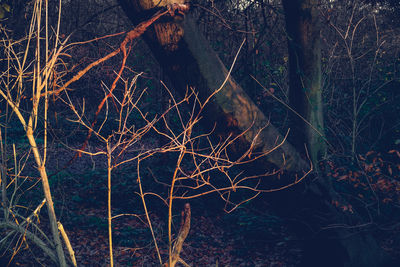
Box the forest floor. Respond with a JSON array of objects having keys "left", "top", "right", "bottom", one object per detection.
[
  {"left": 3, "top": 144, "right": 400, "bottom": 266},
  {"left": 9, "top": 213, "right": 303, "bottom": 266},
  {"left": 9, "top": 198, "right": 303, "bottom": 266},
  {"left": 57, "top": 207, "right": 302, "bottom": 267},
  {"left": 3, "top": 145, "right": 303, "bottom": 266}
]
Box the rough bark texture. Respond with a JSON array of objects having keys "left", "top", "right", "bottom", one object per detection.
[
  {"left": 117, "top": 0, "right": 308, "bottom": 174},
  {"left": 117, "top": 1, "right": 395, "bottom": 266},
  {"left": 283, "top": 0, "right": 327, "bottom": 165}
]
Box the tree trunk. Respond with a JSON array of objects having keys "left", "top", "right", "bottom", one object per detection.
[
  {"left": 281, "top": 1, "right": 393, "bottom": 266},
  {"left": 117, "top": 1, "right": 394, "bottom": 266},
  {"left": 117, "top": 0, "right": 307, "bottom": 174},
  {"left": 282, "top": 0, "right": 326, "bottom": 165}
]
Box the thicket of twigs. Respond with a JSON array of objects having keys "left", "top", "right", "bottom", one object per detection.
[{"left": 0, "top": 0, "right": 399, "bottom": 266}]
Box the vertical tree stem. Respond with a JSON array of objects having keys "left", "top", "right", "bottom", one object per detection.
[
  {"left": 26, "top": 130, "right": 66, "bottom": 266},
  {"left": 107, "top": 141, "right": 114, "bottom": 267}
]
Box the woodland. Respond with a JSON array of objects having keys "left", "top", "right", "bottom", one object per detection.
[{"left": 0, "top": 0, "right": 399, "bottom": 266}]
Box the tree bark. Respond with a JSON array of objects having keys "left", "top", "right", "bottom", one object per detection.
[
  {"left": 117, "top": 0, "right": 308, "bottom": 174},
  {"left": 282, "top": 0, "right": 326, "bottom": 165}
]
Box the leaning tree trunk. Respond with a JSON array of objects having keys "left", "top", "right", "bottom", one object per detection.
[
  {"left": 117, "top": 1, "right": 393, "bottom": 266},
  {"left": 117, "top": 0, "right": 307, "bottom": 174}
]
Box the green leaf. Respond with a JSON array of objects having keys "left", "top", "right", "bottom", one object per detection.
[{"left": 3, "top": 4, "right": 10, "bottom": 12}]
